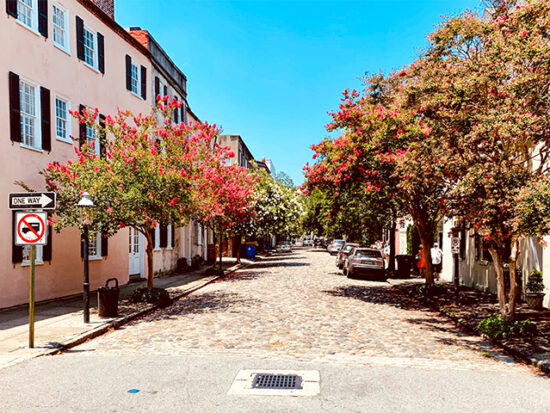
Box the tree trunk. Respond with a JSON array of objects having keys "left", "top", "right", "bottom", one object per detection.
[
  {"left": 419, "top": 235, "right": 434, "bottom": 285},
  {"left": 236, "top": 235, "right": 242, "bottom": 264},
  {"left": 388, "top": 218, "right": 396, "bottom": 272},
  {"left": 488, "top": 246, "right": 507, "bottom": 317},
  {"left": 507, "top": 237, "right": 520, "bottom": 320},
  {"left": 144, "top": 228, "right": 155, "bottom": 289},
  {"left": 218, "top": 226, "right": 223, "bottom": 274}
]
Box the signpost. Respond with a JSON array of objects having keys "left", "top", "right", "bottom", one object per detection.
[
  {"left": 451, "top": 236, "right": 460, "bottom": 304},
  {"left": 11, "top": 193, "right": 54, "bottom": 348}
]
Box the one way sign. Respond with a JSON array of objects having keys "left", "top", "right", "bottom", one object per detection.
[{"left": 9, "top": 192, "right": 56, "bottom": 210}]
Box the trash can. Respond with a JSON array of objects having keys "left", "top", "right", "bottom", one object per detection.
[
  {"left": 98, "top": 278, "right": 119, "bottom": 317},
  {"left": 245, "top": 244, "right": 256, "bottom": 259},
  {"left": 395, "top": 255, "right": 413, "bottom": 278}
]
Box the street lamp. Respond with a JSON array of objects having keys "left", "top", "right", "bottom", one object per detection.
[{"left": 78, "top": 192, "right": 96, "bottom": 323}]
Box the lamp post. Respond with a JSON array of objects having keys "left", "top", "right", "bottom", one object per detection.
[{"left": 78, "top": 192, "right": 95, "bottom": 323}]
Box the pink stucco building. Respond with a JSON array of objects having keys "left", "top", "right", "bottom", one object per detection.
[{"left": 1, "top": 0, "right": 204, "bottom": 309}]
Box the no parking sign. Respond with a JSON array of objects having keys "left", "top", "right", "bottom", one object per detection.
[{"left": 15, "top": 212, "right": 48, "bottom": 246}]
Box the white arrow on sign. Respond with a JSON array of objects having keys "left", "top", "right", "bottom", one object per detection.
[{"left": 9, "top": 192, "right": 56, "bottom": 210}]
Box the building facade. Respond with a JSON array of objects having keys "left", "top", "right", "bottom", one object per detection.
[{"left": 1, "top": 0, "right": 208, "bottom": 308}]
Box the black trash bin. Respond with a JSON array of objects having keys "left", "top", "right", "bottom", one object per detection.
[
  {"left": 395, "top": 255, "right": 413, "bottom": 278},
  {"left": 98, "top": 278, "right": 119, "bottom": 317}
]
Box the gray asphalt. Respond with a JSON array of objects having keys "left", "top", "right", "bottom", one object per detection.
[{"left": 0, "top": 352, "right": 549, "bottom": 412}]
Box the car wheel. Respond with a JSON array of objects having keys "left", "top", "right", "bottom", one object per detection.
[{"left": 347, "top": 268, "right": 353, "bottom": 278}]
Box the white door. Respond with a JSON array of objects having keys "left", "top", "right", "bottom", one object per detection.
[{"left": 129, "top": 227, "right": 144, "bottom": 277}]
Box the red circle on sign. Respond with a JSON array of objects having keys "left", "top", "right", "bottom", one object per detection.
[{"left": 17, "top": 214, "right": 46, "bottom": 244}]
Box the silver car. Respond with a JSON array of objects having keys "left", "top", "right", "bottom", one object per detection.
[
  {"left": 343, "top": 248, "right": 386, "bottom": 281},
  {"left": 327, "top": 239, "right": 345, "bottom": 255}
]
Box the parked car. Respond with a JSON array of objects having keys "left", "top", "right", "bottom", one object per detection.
[
  {"left": 343, "top": 247, "right": 386, "bottom": 281},
  {"left": 277, "top": 242, "right": 292, "bottom": 253},
  {"left": 327, "top": 239, "right": 345, "bottom": 255},
  {"left": 336, "top": 242, "right": 361, "bottom": 269},
  {"left": 303, "top": 239, "right": 314, "bottom": 247}
]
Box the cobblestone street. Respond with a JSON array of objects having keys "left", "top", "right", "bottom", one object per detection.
[{"left": 79, "top": 248, "right": 532, "bottom": 373}]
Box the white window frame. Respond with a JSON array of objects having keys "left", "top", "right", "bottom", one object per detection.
[
  {"left": 22, "top": 245, "right": 44, "bottom": 266},
  {"left": 54, "top": 95, "right": 71, "bottom": 143},
  {"left": 16, "top": 0, "right": 38, "bottom": 33},
  {"left": 85, "top": 108, "right": 100, "bottom": 153},
  {"left": 154, "top": 226, "right": 160, "bottom": 251},
  {"left": 19, "top": 77, "right": 42, "bottom": 152},
  {"left": 88, "top": 231, "right": 102, "bottom": 260},
  {"left": 167, "top": 224, "right": 173, "bottom": 250},
  {"left": 197, "top": 224, "right": 203, "bottom": 245},
  {"left": 52, "top": 2, "right": 70, "bottom": 54},
  {"left": 130, "top": 61, "right": 140, "bottom": 96},
  {"left": 82, "top": 25, "right": 97, "bottom": 71}
]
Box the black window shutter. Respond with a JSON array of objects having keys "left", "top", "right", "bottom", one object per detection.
[
  {"left": 79, "top": 104, "right": 86, "bottom": 148},
  {"left": 8, "top": 71, "right": 21, "bottom": 143},
  {"left": 38, "top": 0, "right": 48, "bottom": 38},
  {"left": 180, "top": 105, "right": 185, "bottom": 124},
  {"left": 125, "top": 55, "right": 131, "bottom": 91},
  {"left": 12, "top": 212, "right": 23, "bottom": 264},
  {"left": 43, "top": 217, "right": 52, "bottom": 261},
  {"left": 40, "top": 86, "right": 51, "bottom": 151},
  {"left": 76, "top": 16, "right": 84, "bottom": 61},
  {"left": 97, "top": 32, "right": 105, "bottom": 74},
  {"left": 98, "top": 113, "right": 106, "bottom": 158},
  {"left": 163, "top": 85, "right": 167, "bottom": 97},
  {"left": 174, "top": 97, "right": 179, "bottom": 123},
  {"left": 170, "top": 225, "right": 175, "bottom": 248},
  {"left": 101, "top": 232, "right": 108, "bottom": 257},
  {"left": 6, "top": 0, "right": 17, "bottom": 17},
  {"left": 154, "top": 76, "right": 160, "bottom": 99},
  {"left": 160, "top": 225, "right": 168, "bottom": 248},
  {"left": 140, "top": 65, "right": 147, "bottom": 100}
]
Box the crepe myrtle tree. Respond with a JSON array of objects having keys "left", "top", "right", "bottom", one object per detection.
[
  {"left": 193, "top": 160, "right": 259, "bottom": 274},
  {"left": 410, "top": 0, "right": 550, "bottom": 317},
  {"left": 42, "top": 97, "right": 231, "bottom": 289},
  {"left": 304, "top": 80, "right": 448, "bottom": 284}
]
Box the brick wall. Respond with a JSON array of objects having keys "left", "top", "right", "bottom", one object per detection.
[{"left": 92, "top": 0, "right": 115, "bottom": 19}]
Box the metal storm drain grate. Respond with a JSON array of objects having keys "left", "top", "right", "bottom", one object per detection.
[
  {"left": 252, "top": 373, "right": 302, "bottom": 390},
  {"left": 228, "top": 370, "right": 319, "bottom": 396}
]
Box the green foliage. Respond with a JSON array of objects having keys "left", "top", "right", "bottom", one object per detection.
[
  {"left": 477, "top": 314, "right": 537, "bottom": 340},
  {"left": 526, "top": 268, "right": 545, "bottom": 293},
  {"left": 415, "top": 283, "right": 446, "bottom": 297},
  {"left": 129, "top": 287, "right": 171, "bottom": 308}
]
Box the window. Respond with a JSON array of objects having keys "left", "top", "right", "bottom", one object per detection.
[
  {"left": 197, "top": 224, "right": 202, "bottom": 245},
  {"left": 22, "top": 245, "right": 43, "bottom": 265},
  {"left": 52, "top": 3, "right": 69, "bottom": 52},
  {"left": 86, "top": 120, "right": 99, "bottom": 153},
  {"left": 88, "top": 232, "right": 101, "bottom": 259},
  {"left": 154, "top": 226, "right": 160, "bottom": 250},
  {"left": 55, "top": 96, "right": 70, "bottom": 142},
  {"left": 130, "top": 62, "right": 139, "bottom": 95},
  {"left": 126, "top": 55, "right": 146, "bottom": 99},
  {"left": 17, "top": 0, "right": 35, "bottom": 29},
  {"left": 19, "top": 79, "right": 41, "bottom": 149},
  {"left": 83, "top": 26, "right": 96, "bottom": 68}
]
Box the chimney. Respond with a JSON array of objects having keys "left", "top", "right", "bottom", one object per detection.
[{"left": 92, "top": 0, "right": 115, "bottom": 20}]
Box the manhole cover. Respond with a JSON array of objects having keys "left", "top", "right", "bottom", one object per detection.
[
  {"left": 252, "top": 373, "right": 302, "bottom": 390},
  {"left": 228, "top": 370, "right": 320, "bottom": 396}
]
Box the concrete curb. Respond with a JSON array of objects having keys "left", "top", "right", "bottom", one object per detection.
[
  {"left": 40, "top": 262, "right": 247, "bottom": 358},
  {"left": 387, "top": 279, "right": 550, "bottom": 376}
]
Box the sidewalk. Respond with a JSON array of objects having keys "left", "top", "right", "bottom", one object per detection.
[
  {"left": 388, "top": 277, "right": 550, "bottom": 375},
  {"left": 0, "top": 257, "right": 250, "bottom": 370}
]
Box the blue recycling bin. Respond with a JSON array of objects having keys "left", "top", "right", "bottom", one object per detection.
[{"left": 245, "top": 244, "right": 256, "bottom": 259}]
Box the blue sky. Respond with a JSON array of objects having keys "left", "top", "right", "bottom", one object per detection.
[{"left": 116, "top": 0, "right": 483, "bottom": 185}]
